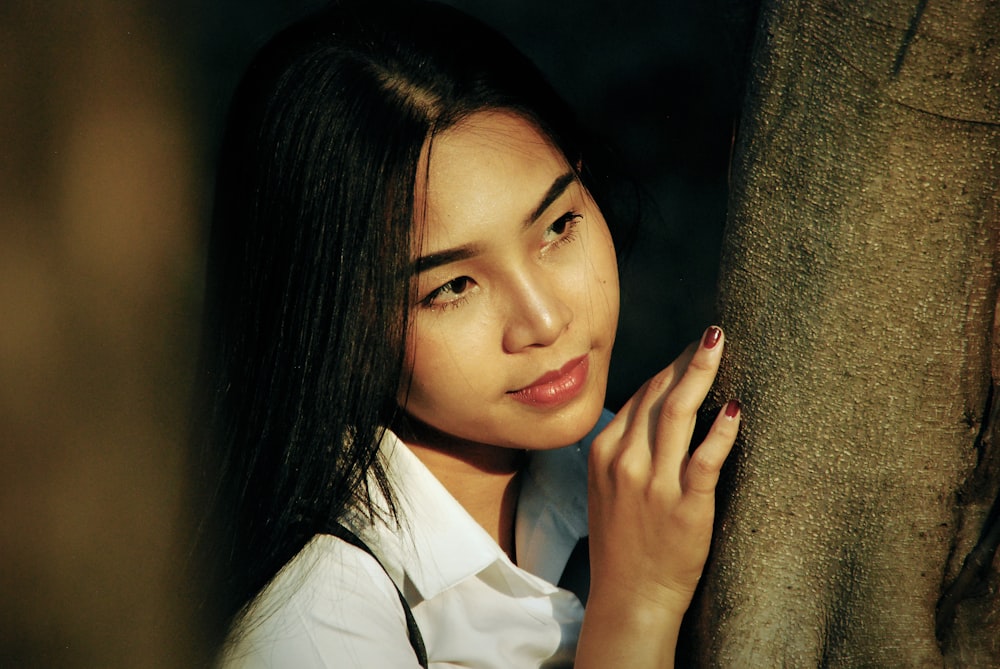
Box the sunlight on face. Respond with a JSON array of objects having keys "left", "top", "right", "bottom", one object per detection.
[{"left": 399, "top": 111, "right": 619, "bottom": 451}]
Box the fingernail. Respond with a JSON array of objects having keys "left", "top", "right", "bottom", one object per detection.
[
  {"left": 702, "top": 326, "right": 722, "bottom": 349},
  {"left": 725, "top": 399, "right": 741, "bottom": 418}
]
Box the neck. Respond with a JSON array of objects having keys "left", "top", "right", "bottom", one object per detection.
[{"left": 395, "top": 416, "right": 525, "bottom": 561}]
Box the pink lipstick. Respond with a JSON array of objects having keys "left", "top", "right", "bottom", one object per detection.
[{"left": 508, "top": 355, "right": 589, "bottom": 407}]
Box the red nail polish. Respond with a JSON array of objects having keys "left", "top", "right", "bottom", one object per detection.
[
  {"left": 703, "top": 326, "right": 722, "bottom": 349},
  {"left": 725, "top": 399, "right": 741, "bottom": 418}
]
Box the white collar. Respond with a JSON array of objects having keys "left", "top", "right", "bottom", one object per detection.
[{"left": 345, "top": 411, "right": 612, "bottom": 601}]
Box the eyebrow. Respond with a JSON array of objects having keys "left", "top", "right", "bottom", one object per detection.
[
  {"left": 413, "top": 169, "right": 578, "bottom": 276},
  {"left": 524, "top": 170, "right": 577, "bottom": 228}
]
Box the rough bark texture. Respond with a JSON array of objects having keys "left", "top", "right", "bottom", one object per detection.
[{"left": 694, "top": 0, "right": 1000, "bottom": 666}]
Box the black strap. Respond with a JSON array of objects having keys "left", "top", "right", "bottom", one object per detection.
[
  {"left": 326, "top": 524, "right": 428, "bottom": 668},
  {"left": 557, "top": 536, "right": 590, "bottom": 606}
]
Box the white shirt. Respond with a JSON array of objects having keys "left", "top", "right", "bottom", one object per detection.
[{"left": 220, "top": 411, "right": 612, "bottom": 668}]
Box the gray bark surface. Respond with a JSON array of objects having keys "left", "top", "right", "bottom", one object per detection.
[{"left": 695, "top": 0, "right": 1000, "bottom": 666}]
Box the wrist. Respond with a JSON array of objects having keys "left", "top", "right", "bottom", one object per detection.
[
  {"left": 588, "top": 578, "right": 695, "bottom": 620},
  {"left": 578, "top": 591, "right": 684, "bottom": 668},
  {"left": 585, "top": 585, "right": 690, "bottom": 635}
]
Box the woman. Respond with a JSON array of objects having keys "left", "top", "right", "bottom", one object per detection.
[{"left": 200, "top": 1, "right": 740, "bottom": 666}]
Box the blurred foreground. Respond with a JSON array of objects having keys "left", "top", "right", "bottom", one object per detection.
[{"left": 0, "top": 3, "right": 205, "bottom": 666}]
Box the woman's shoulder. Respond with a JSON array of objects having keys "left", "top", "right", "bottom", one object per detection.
[{"left": 218, "top": 535, "right": 421, "bottom": 668}]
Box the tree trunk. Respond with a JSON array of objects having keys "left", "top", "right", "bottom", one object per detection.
[{"left": 694, "top": 0, "right": 1000, "bottom": 666}]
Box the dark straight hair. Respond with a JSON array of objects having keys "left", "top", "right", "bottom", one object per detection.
[{"left": 197, "top": 0, "right": 614, "bottom": 640}]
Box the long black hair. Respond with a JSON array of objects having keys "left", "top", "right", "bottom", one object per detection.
[{"left": 198, "top": 0, "right": 612, "bottom": 640}]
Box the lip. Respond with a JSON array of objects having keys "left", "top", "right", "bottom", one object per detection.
[{"left": 508, "top": 355, "right": 589, "bottom": 407}]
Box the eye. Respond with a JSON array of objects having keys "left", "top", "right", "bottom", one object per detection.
[
  {"left": 421, "top": 276, "right": 476, "bottom": 310},
  {"left": 542, "top": 211, "right": 583, "bottom": 248}
]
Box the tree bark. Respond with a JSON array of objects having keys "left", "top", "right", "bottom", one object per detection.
[{"left": 694, "top": 0, "right": 1000, "bottom": 666}]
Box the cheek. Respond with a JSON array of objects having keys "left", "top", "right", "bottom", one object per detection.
[
  {"left": 583, "top": 221, "right": 621, "bottom": 335},
  {"left": 404, "top": 336, "right": 442, "bottom": 396},
  {"left": 398, "top": 324, "right": 428, "bottom": 407},
  {"left": 398, "top": 344, "right": 436, "bottom": 416},
  {"left": 598, "top": 240, "right": 620, "bottom": 308},
  {"left": 398, "top": 319, "right": 487, "bottom": 411}
]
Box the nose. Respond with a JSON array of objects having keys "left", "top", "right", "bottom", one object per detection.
[{"left": 501, "top": 271, "right": 573, "bottom": 353}]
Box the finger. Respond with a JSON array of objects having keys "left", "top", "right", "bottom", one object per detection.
[
  {"left": 592, "top": 348, "right": 688, "bottom": 463},
  {"left": 653, "top": 326, "right": 725, "bottom": 471},
  {"left": 684, "top": 399, "right": 740, "bottom": 498},
  {"left": 591, "top": 327, "right": 719, "bottom": 479}
]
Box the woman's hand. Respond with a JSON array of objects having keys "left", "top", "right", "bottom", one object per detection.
[{"left": 576, "top": 325, "right": 740, "bottom": 668}]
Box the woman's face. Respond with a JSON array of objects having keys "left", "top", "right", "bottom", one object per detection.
[{"left": 399, "top": 110, "right": 619, "bottom": 451}]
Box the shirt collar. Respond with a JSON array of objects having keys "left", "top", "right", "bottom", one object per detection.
[{"left": 345, "top": 410, "right": 613, "bottom": 601}]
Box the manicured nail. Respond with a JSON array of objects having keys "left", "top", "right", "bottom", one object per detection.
[
  {"left": 725, "top": 399, "right": 741, "bottom": 418},
  {"left": 703, "top": 326, "right": 722, "bottom": 349}
]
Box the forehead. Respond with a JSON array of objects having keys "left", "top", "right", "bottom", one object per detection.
[
  {"left": 433, "top": 110, "right": 560, "bottom": 161},
  {"left": 414, "top": 111, "right": 570, "bottom": 238}
]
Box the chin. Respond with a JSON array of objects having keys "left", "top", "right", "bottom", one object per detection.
[{"left": 507, "top": 392, "right": 607, "bottom": 451}]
